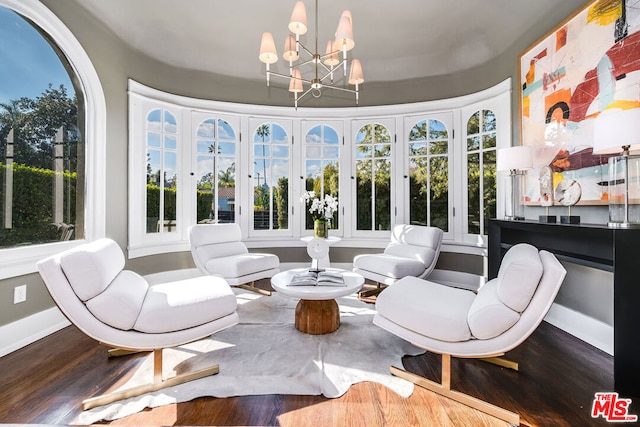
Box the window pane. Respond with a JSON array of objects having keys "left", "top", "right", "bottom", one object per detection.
[
  {"left": 407, "top": 117, "right": 449, "bottom": 230},
  {"left": 467, "top": 153, "right": 480, "bottom": 234},
  {"left": 356, "top": 123, "right": 391, "bottom": 231},
  {"left": 483, "top": 150, "right": 497, "bottom": 233},
  {"left": 145, "top": 108, "right": 178, "bottom": 234},
  {"left": 253, "top": 122, "right": 289, "bottom": 231},
  {"left": 409, "top": 120, "right": 427, "bottom": 141},
  {"left": 430, "top": 157, "right": 448, "bottom": 231},
  {"left": 304, "top": 125, "right": 340, "bottom": 230},
  {"left": 483, "top": 132, "right": 496, "bottom": 149},
  {"left": 197, "top": 119, "right": 216, "bottom": 138},
  {"left": 467, "top": 111, "right": 480, "bottom": 135},
  {"left": 146, "top": 148, "right": 161, "bottom": 232},
  {"left": 429, "top": 119, "right": 448, "bottom": 140},
  {"left": 195, "top": 117, "right": 237, "bottom": 224},
  {"left": 148, "top": 132, "right": 161, "bottom": 147},
  {"left": 483, "top": 110, "right": 496, "bottom": 132},
  {"left": 466, "top": 109, "right": 497, "bottom": 236},
  {"left": 467, "top": 136, "right": 480, "bottom": 151},
  {"left": 356, "top": 159, "right": 372, "bottom": 230},
  {"left": 409, "top": 157, "right": 428, "bottom": 225},
  {"left": 374, "top": 159, "right": 391, "bottom": 231},
  {"left": 218, "top": 119, "right": 235, "bottom": 140},
  {"left": 0, "top": 7, "right": 85, "bottom": 248}
]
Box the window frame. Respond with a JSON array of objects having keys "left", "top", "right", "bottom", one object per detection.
[
  {"left": 459, "top": 92, "right": 511, "bottom": 246},
  {"left": 128, "top": 79, "right": 511, "bottom": 258},
  {"left": 0, "top": 0, "right": 106, "bottom": 280},
  {"left": 403, "top": 112, "right": 454, "bottom": 241}
]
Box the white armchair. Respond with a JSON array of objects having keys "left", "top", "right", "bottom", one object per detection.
[
  {"left": 373, "top": 243, "right": 567, "bottom": 424},
  {"left": 37, "top": 238, "right": 239, "bottom": 410},
  {"left": 353, "top": 224, "right": 443, "bottom": 297},
  {"left": 189, "top": 223, "right": 280, "bottom": 295}
]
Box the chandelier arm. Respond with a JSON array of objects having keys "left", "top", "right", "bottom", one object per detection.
[
  {"left": 321, "top": 85, "right": 357, "bottom": 95},
  {"left": 267, "top": 70, "right": 313, "bottom": 85},
  {"left": 297, "top": 86, "right": 314, "bottom": 102},
  {"left": 295, "top": 58, "right": 317, "bottom": 68},
  {"left": 296, "top": 41, "right": 315, "bottom": 58},
  {"left": 318, "top": 60, "right": 346, "bottom": 75}
]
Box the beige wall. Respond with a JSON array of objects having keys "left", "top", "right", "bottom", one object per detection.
[{"left": 1, "top": 0, "right": 598, "bottom": 328}]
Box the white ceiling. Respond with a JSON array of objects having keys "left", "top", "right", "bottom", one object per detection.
[{"left": 73, "top": 0, "right": 560, "bottom": 84}]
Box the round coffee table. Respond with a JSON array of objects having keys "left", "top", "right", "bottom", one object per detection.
[{"left": 271, "top": 268, "right": 364, "bottom": 335}]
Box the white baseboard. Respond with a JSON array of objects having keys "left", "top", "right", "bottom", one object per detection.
[
  {"left": 0, "top": 307, "right": 70, "bottom": 358},
  {"left": 544, "top": 303, "right": 613, "bottom": 355}
]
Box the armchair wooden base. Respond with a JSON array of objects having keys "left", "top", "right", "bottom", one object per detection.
[
  {"left": 82, "top": 348, "right": 219, "bottom": 411},
  {"left": 237, "top": 281, "right": 272, "bottom": 296},
  {"left": 390, "top": 355, "right": 520, "bottom": 426}
]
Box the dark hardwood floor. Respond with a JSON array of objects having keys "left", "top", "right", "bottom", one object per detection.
[{"left": 0, "top": 280, "right": 633, "bottom": 426}]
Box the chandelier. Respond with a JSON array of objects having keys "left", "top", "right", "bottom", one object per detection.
[{"left": 258, "top": 0, "right": 364, "bottom": 108}]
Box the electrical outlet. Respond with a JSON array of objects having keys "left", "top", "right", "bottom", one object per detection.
[{"left": 14, "top": 284, "right": 26, "bottom": 304}]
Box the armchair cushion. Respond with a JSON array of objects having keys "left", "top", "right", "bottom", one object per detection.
[
  {"left": 204, "top": 252, "right": 280, "bottom": 278},
  {"left": 354, "top": 253, "right": 426, "bottom": 278},
  {"left": 85, "top": 270, "right": 149, "bottom": 330},
  {"left": 196, "top": 241, "right": 248, "bottom": 265},
  {"left": 376, "top": 276, "right": 475, "bottom": 342},
  {"left": 384, "top": 243, "right": 436, "bottom": 266},
  {"left": 496, "top": 243, "right": 543, "bottom": 312},
  {"left": 467, "top": 279, "right": 519, "bottom": 339},
  {"left": 59, "top": 238, "right": 125, "bottom": 301},
  {"left": 134, "top": 275, "right": 237, "bottom": 333}
]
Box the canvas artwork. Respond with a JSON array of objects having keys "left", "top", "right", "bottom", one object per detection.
[{"left": 519, "top": 0, "right": 640, "bottom": 204}]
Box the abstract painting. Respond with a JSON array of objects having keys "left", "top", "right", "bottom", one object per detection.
[{"left": 519, "top": 0, "right": 640, "bottom": 204}]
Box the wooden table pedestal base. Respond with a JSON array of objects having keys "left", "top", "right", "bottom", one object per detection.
[{"left": 295, "top": 299, "right": 340, "bottom": 334}]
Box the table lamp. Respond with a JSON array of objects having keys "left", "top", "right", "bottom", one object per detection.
[
  {"left": 497, "top": 146, "right": 533, "bottom": 220},
  {"left": 593, "top": 108, "right": 640, "bottom": 228}
]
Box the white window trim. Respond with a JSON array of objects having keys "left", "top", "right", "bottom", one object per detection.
[
  {"left": 127, "top": 78, "right": 510, "bottom": 258},
  {"left": 0, "top": 0, "right": 106, "bottom": 280}
]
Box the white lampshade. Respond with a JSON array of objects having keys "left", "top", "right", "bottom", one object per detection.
[
  {"left": 348, "top": 59, "right": 364, "bottom": 85},
  {"left": 593, "top": 108, "right": 640, "bottom": 154},
  {"left": 288, "top": 1, "right": 308, "bottom": 35},
  {"left": 258, "top": 32, "right": 278, "bottom": 64},
  {"left": 283, "top": 34, "right": 299, "bottom": 62},
  {"left": 323, "top": 40, "right": 340, "bottom": 66},
  {"left": 289, "top": 69, "right": 303, "bottom": 93},
  {"left": 497, "top": 146, "right": 533, "bottom": 171},
  {"left": 334, "top": 11, "right": 355, "bottom": 51}
]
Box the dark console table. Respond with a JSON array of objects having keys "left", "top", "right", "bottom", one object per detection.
[{"left": 488, "top": 219, "right": 640, "bottom": 396}]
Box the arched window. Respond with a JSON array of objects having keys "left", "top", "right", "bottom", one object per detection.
[
  {"left": 252, "top": 122, "right": 290, "bottom": 231},
  {"left": 354, "top": 122, "right": 392, "bottom": 231},
  {"left": 304, "top": 124, "right": 340, "bottom": 231},
  {"left": 0, "top": 0, "right": 105, "bottom": 279},
  {"left": 407, "top": 117, "right": 450, "bottom": 231},
  {"left": 195, "top": 117, "right": 237, "bottom": 224},
  {"left": 466, "top": 109, "right": 497, "bottom": 235}
]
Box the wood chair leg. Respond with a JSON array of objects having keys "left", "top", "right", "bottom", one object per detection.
[
  {"left": 236, "top": 281, "right": 272, "bottom": 296},
  {"left": 82, "top": 348, "right": 219, "bottom": 411},
  {"left": 480, "top": 356, "right": 519, "bottom": 371},
  {"left": 390, "top": 358, "right": 520, "bottom": 425}
]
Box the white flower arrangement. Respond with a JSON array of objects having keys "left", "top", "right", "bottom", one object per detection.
[{"left": 301, "top": 191, "right": 339, "bottom": 221}]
